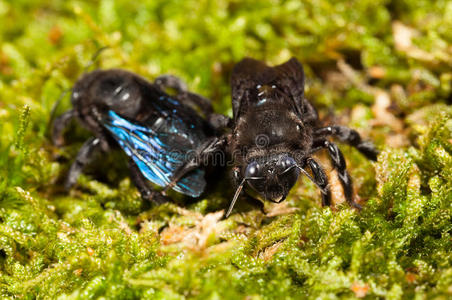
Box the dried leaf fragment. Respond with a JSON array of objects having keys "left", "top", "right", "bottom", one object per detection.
[{"left": 351, "top": 282, "right": 369, "bottom": 298}]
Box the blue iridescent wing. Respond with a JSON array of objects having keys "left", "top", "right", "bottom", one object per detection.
[{"left": 102, "top": 110, "right": 206, "bottom": 197}]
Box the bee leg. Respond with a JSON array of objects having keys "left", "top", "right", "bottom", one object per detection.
[
  {"left": 154, "top": 74, "right": 188, "bottom": 93},
  {"left": 52, "top": 109, "right": 76, "bottom": 147},
  {"left": 128, "top": 160, "right": 169, "bottom": 205},
  {"left": 83, "top": 114, "right": 111, "bottom": 152},
  {"left": 154, "top": 74, "right": 217, "bottom": 119},
  {"left": 179, "top": 92, "right": 234, "bottom": 132},
  {"left": 65, "top": 137, "right": 103, "bottom": 190},
  {"left": 163, "top": 137, "right": 226, "bottom": 193},
  {"left": 178, "top": 91, "right": 214, "bottom": 117},
  {"left": 314, "top": 126, "right": 379, "bottom": 161},
  {"left": 307, "top": 158, "right": 332, "bottom": 206},
  {"left": 323, "top": 141, "right": 361, "bottom": 210},
  {"left": 207, "top": 113, "right": 232, "bottom": 131},
  {"left": 302, "top": 100, "right": 320, "bottom": 127}
]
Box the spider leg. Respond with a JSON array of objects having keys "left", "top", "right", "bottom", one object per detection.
[
  {"left": 128, "top": 160, "right": 170, "bottom": 205},
  {"left": 52, "top": 109, "right": 76, "bottom": 147},
  {"left": 314, "top": 126, "right": 378, "bottom": 161},
  {"left": 65, "top": 137, "right": 103, "bottom": 190}
]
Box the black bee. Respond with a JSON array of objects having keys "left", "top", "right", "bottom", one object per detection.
[
  {"left": 52, "top": 70, "right": 226, "bottom": 203},
  {"left": 225, "top": 57, "right": 378, "bottom": 217}
]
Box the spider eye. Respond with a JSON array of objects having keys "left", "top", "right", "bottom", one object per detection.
[{"left": 245, "top": 161, "right": 260, "bottom": 178}]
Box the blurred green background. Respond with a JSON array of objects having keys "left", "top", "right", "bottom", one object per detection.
[{"left": 0, "top": 0, "right": 451, "bottom": 299}]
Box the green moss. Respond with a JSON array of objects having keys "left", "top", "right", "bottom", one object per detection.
[{"left": 1, "top": 0, "right": 452, "bottom": 298}]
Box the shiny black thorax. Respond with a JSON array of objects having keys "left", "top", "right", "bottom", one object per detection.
[
  {"left": 70, "top": 69, "right": 212, "bottom": 150},
  {"left": 232, "top": 97, "right": 313, "bottom": 163}
]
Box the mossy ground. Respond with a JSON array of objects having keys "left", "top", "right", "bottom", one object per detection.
[{"left": 0, "top": 1, "right": 451, "bottom": 299}]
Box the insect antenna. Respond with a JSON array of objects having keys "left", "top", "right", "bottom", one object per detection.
[
  {"left": 83, "top": 46, "right": 110, "bottom": 72},
  {"left": 47, "top": 46, "right": 110, "bottom": 139},
  {"left": 225, "top": 176, "right": 263, "bottom": 218},
  {"left": 47, "top": 87, "right": 73, "bottom": 140}
]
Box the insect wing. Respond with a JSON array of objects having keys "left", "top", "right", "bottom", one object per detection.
[
  {"left": 273, "top": 58, "right": 305, "bottom": 116},
  {"left": 102, "top": 110, "right": 206, "bottom": 197},
  {"left": 231, "top": 57, "right": 305, "bottom": 119}
]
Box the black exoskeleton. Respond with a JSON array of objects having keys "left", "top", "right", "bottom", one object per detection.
[
  {"left": 52, "top": 59, "right": 378, "bottom": 217},
  {"left": 52, "top": 70, "right": 226, "bottom": 204},
  {"left": 225, "top": 57, "right": 378, "bottom": 216}
]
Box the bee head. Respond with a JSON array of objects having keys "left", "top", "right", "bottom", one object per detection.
[{"left": 243, "top": 154, "right": 300, "bottom": 203}]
